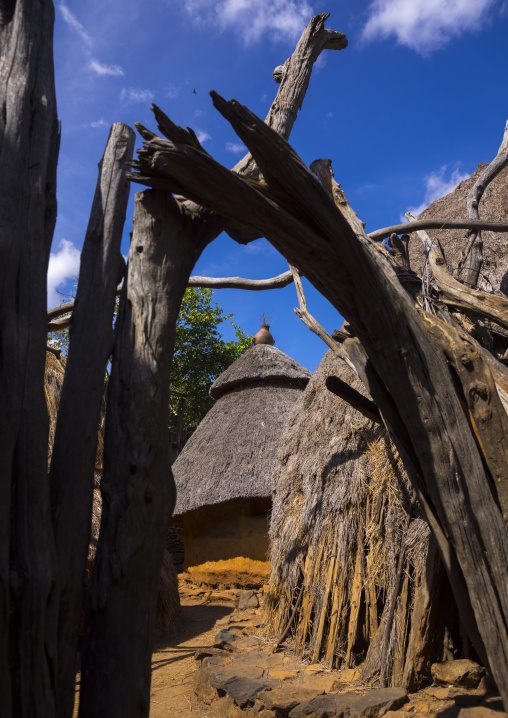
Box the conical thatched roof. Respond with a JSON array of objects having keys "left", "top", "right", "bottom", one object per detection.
[
  {"left": 173, "top": 344, "right": 311, "bottom": 516},
  {"left": 267, "top": 350, "right": 460, "bottom": 690},
  {"left": 408, "top": 162, "right": 508, "bottom": 293}
]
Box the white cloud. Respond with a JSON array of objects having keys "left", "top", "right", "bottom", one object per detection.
[
  {"left": 196, "top": 130, "right": 211, "bottom": 144},
  {"left": 405, "top": 165, "right": 469, "bottom": 219},
  {"left": 90, "top": 119, "right": 109, "bottom": 128},
  {"left": 120, "top": 87, "right": 155, "bottom": 104},
  {"left": 362, "top": 0, "right": 496, "bottom": 55},
  {"left": 59, "top": 3, "right": 92, "bottom": 45},
  {"left": 47, "top": 239, "right": 81, "bottom": 308},
  {"left": 166, "top": 84, "right": 179, "bottom": 99},
  {"left": 225, "top": 141, "right": 246, "bottom": 153},
  {"left": 182, "top": 0, "right": 313, "bottom": 44},
  {"left": 89, "top": 59, "right": 124, "bottom": 76}
]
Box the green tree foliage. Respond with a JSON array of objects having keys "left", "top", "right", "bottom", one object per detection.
[
  {"left": 48, "top": 287, "right": 251, "bottom": 441},
  {"left": 169, "top": 287, "right": 251, "bottom": 441}
]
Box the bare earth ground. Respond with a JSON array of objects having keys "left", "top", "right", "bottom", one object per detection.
[
  {"left": 73, "top": 600, "right": 234, "bottom": 718},
  {"left": 150, "top": 600, "right": 234, "bottom": 718}
]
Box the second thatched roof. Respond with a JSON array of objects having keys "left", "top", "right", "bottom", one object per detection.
[
  {"left": 408, "top": 162, "right": 508, "bottom": 293},
  {"left": 267, "top": 350, "right": 461, "bottom": 690},
  {"left": 172, "top": 344, "right": 311, "bottom": 517}
]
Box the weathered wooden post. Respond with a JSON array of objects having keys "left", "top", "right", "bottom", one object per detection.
[
  {"left": 0, "top": 1, "right": 60, "bottom": 716},
  {"left": 50, "top": 122, "right": 135, "bottom": 718}
]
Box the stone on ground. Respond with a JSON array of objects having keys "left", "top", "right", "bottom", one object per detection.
[{"left": 431, "top": 660, "right": 485, "bottom": 689}]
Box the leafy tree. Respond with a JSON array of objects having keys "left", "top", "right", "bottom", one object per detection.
[
  {"left": 48, "top": 286, "right": 251, "bottom": 445},
  {"left": 169, "top": 287, "right": 251, "bottom": 449}
]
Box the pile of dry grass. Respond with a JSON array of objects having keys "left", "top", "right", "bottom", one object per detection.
[{"left": 267, "top": 350, "right": 462, "bottom": 690}]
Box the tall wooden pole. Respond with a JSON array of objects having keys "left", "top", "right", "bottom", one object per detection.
[{"left": 0, "top": 1, "right": 60, "bottom": 716}]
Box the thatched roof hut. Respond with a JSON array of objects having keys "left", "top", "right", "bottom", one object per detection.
[
  {"left": 267, "top": 350, "right": 464, "bottom": 690},
  {"left": 408, "top": 162, "right": 508, "bottom": 293},
  {"left": 172, "top": 343, "right": 311, "bottom": 569}
]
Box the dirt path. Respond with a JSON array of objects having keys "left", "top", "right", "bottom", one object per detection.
[{"left": 150, "top": 600, "right": 234, "bottom": 717}]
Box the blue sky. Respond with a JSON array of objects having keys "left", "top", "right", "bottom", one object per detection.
[{"left": 49, "top": 0, "right": 508, "bottom": 372}]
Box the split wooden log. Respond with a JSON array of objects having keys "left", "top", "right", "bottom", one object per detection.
[
  {"left": 0, "top": 2, "right": 60, "bottom": 716},
  {"left": 128, "top": 95, "right": 508, "bottom": 705},
  {"left": 457, "top": 120, "right": 508, "bottom": 288},
  {"left": 49, "top": 122, "right": 135, "bottom": 718},
  {"left": 421, "top": 311, "right": 508, "bottom": 526}
]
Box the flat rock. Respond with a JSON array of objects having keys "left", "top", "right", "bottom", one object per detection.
[
  {"left": 459, "top": 708, "right": 508, "bottom": 718},
  {"left": 431, "top": 660, "right": 485, "bottom": 689},
  {"left": 289, "top": 688, "right": 407, "bottom": 718},
  {"left": 222, "top": 675, "right": 273, "bottom": 708},
  {"left": 350, "top": 688, "right": 408, "bottom": 718},
  {"left": 231, "top": 651, "right": 285, "bottom": 668},
  {"left": 214, "top": 630, "right": 240, "bottom": 650},
  {"left": 300, "top": 673, "right": 343, "bottom": 693},
  {"left": 238, "top": 590, "right": 260, "bottom": 610},
  {"left": 194, "top": 646, "right": 229, "bottom": 662},
  {"left": 232, "top": 636, "right": 264, "bottom": 651},
  {"left": 258, "top": 685, "right": 324, "bottom": 712},
  {"left": 289, "top": 691, "right": 358, "bottom": 718},
  {"left": 269, "top": 669, "right": 300, "bottom": 681}
]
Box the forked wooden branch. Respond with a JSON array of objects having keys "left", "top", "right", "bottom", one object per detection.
[
  {"left": 457, "top": 119, "right": 508, "bottom": 288},
  {"left": 406, "top": 211, "right": 508, "bottom": 330}
]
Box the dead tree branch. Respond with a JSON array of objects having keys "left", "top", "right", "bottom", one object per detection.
[
  {"left": 368, "top": 218, "right": 508, "bottom": 243},
  {"left": 457, "top": 119, "right": 508, "bottom": 288},
  {"left": 406, "top": 211, "right": 508, "bottom": 331},
  {"left": 47, "top": 271, "right": 295, "bottom": 332}
]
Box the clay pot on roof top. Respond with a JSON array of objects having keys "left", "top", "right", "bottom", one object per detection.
[{"left": 253, "top": 323, "right": 275, "bottom": 346}]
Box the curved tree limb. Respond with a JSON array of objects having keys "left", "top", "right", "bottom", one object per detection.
[
  {"left": 368, "top": 218, "right": 508, "bottom": 243},
  {"left": 47, "top": 271, "right": 295, "bottom": 331},
  {"left": 457, "top": 119, "right": 508, "bottom": 288}
]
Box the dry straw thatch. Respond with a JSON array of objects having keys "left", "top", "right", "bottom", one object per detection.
[
  {"left": 408, "top": 162, "right": 508, "bottom": 293},
  {"left": 267, "top": 350, "right": 461, "bottom": 690},
  {"left": 44, "top": 352, "right": 180, "bottom": 634},
  {"left": 173, "top": 344, "right": 311, "bottom": 517}
]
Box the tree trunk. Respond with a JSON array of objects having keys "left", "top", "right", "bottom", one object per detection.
[
  {"left": 78, "top": 190, "right": 220, "bottom": 718},
  {"left": 0, "top": 1, "right": 60, "bottom": 715},
  {"left": 49, "top": 122, "right": 135, "bottom": 718}
]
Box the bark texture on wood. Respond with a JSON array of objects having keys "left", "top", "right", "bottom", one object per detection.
[
  {"left": 128, "top": 96, "right": 508, "bottom": 705},
  {"left": 0, "top": 1, "right": 60, "bottom": 716},
  {"left": 49, "top": 123, "right": 135, "bottom": 718},
  {"left": 79, "top": 190, "right": 214, "bottom": 718}
]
